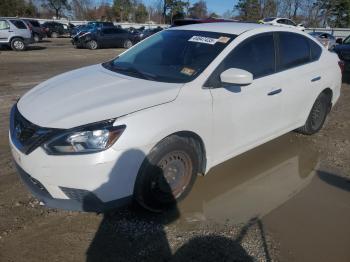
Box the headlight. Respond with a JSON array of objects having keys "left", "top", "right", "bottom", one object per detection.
[{"left": 43, "top": 120, "right": 125, "bottom": 155}]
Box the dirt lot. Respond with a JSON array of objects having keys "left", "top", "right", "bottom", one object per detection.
[{"left": 0, "top": 39, "right": 349, "bottom": 262}]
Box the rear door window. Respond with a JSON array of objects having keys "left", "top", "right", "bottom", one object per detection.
[
  {"left": 277, "top": 32, "right": 310, "bottom": 70},
  {"left": 309, "top": 39, "right": 322, "bottom": 61},
  {"left": 10, "top": 20, "right": 27, "bottom": 29}
]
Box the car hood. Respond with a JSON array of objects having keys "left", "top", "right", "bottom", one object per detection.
[{"left": 17, "top": 64, "right": 183, "bottom": 129}]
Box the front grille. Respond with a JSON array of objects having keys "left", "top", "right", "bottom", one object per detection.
[{"left": 10, "top": 104, "right": 59, "bottom": 155}]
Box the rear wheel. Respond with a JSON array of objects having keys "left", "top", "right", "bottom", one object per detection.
[
  {"left": 297, "top": 93, "right": 331, "bottom": 135},
  {"left": 134, "top": 135, "right": 199, "bottom": 212},
  {"left": 123, "top": 39, "right": 133, "bottom": 49},
  {"left": 87, "top": 40, "right": 98, "bottom": 50},
  {"left": 51, "top": 32, "right": 58, "bottom": 38},
  {"left": 10, "top": 38, "right": 26, "bottom": 51},
  {"left": 33, "top": 34, "right": 40, "bottom": 42}
]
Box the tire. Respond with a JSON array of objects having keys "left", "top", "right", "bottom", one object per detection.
[
  {"left": 134, "top": 135, "right": 200, "bottom": 212},
  {"left": 10, "top": 38, "right": 26, "bottom": 51},
  {"left": 297, "top": 92, "right": 331, "bottom": 135},
  {"left": 33, "top": 34, "right": 40, "bottom": 43},
  {"left": 86, "top": 40, "right": 98, "bottom": 50},
  {"left": 123, "top": 39, "right": 133, "bottom": 49},
  {"left": 51, "top": 32, "right": 58, "bottom": 38}
]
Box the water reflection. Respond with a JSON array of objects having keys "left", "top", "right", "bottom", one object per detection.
[{"left": 175, "top": 134, "right": 319, "bottom": 226}]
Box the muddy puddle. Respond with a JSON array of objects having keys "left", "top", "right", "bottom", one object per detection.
[{"left": 171, "top": 134, "right": 319, "bottom": 227}]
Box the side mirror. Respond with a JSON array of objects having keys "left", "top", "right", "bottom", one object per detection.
[
  {"left": 336, "top": 38, "right": 343, "bottom": 44},
  {"left": 297, "top": 23, "right": 304, "bottom": 27},
  {"left": 220, "top": 68, "right": 253, "bottom": 86}
]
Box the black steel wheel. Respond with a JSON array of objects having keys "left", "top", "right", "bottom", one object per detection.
[
  {"left": 134, "top": 135, "right": 200, "bottom": 212},
  {"left": 297, "top": 92, "right": 331, "bottom": 135}
]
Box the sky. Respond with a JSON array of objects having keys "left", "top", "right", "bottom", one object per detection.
[
  {"left": 145, "top": 0, "right": 236, "bottom": 15},
  {"left": 103, "top": 1, "right": 236, "bottom": 16}
]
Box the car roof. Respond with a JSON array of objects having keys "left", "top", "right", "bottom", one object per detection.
[{"left": 169, "top": 22, "right": 273, "bottom": 35}]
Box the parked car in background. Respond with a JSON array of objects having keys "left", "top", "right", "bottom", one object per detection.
[
  {"left": 42, "top": 21, "right": 65, "bottom": 38},
  {"left": 23, "top": 19, "right": 46, "bottom": 42},
  {"left": 309, "top": 31, "right": 336, "bottom": 50},
  {"left": 10, "top": 23, "right": 342, "bottom": 213},
  {"left": 134, "top": 27, "right": 163, "bottom": 41},
  {"left": 333, "top": 35, "right": 350, "bottom": 71},
  {"left": 0, "top": 18, "right": 32, "bottom": 51},
  {"left": 70, "top": 22, "right": 115, "bottom": 38},
  {"left": 260, "top": 17, "right": 305, "bottom": 31},
  {"left": 71, "top": 26, "right": 137, "bottom": 49}
]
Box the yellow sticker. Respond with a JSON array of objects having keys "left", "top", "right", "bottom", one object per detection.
[
  {"left": 217, "top": 36, "right": 231, "bottom": 44},
  {"left": 181, "top": 67, "right": 196, "bottom": 76}
]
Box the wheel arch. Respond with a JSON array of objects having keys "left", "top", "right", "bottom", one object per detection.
[
  {"left": 320, "top": 87, "right": 333, "bottom": 111},
  {"left": 9, "top": 36, "right": 24, "bottom": 42}
]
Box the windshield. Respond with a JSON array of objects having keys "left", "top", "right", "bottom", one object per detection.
[
  {"left": 103, "top": 30, "right": 236, "bottom": 83},
  {"left": 343, "top": 35, "right": 350, "bottom": 45}
]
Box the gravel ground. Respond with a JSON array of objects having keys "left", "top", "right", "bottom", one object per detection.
[{"left": 0, "top": 38, "right": 349, "bottom": 262}]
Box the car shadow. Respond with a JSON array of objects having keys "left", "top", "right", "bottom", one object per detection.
[
  {"left": 26, "top": 46, "right": 47, "bottom": 51},
  {"left": 318, "top": 171, "right": 350, "bottom": 192},
  {"left": 84, "top": 149, "right": 261, "bottom": 262}
]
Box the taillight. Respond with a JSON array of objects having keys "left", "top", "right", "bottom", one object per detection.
[{"left": 338, "top": 60, "right": 345, "bottom": 74}]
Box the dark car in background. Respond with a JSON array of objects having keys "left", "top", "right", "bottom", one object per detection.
[
  {"left": 135, "top": 26, "right": 163, "bottom": 41},
  {"left": 70, "top": 21, "right": 115, "bottom": 37},
  {"left": 71, "top": 27, "right": 137, "bottom": 49},
  {"left": 334, "top": 35, "right": 350, "bottom": 72},
  {"left": 23, "top": 19, "right": 46, "bottom": 42},
  {"left": 42, "top": 21, "right": 65, "bottom": 38}
]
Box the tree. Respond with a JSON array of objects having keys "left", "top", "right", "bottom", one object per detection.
[
  {"left": 0, "top": 0, "right": 37, "bottom": 17},
  {"left": 113, "top": 0, "right": 132, "bottom": 21},
  {"left": 235, "top": 0, "right": 261, "bottom": 21},
  {"left": 188, "top": 0, "right": 208, "bottom": 18},
  {"left": 42, "top": 0, "right": 70, "bottom": 19},
  {"left": 135, "top": 3, "right": 149, "bottom": 23}
]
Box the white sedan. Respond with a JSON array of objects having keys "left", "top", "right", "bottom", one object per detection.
[
  {"left": 261, "top": 17, "right": 305, "bottom": 31},
  {"left": 9, "top": 22, "right": 342, "bottom": 212}
]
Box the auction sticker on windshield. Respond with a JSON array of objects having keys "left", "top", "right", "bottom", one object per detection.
[{"left": 189, "top": 36, "right": 218, "bottom": 45}]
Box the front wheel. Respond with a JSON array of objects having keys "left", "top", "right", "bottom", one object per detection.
[
  {"left": 297, "top": 93, "right": 331, "bottom": 135},
  {"left": 123, "top": 39, "right": 133, "bottom": 49},
  {"left": 134, "top": 135, "right": 199, "bottom": 212},
  {"left": 86, "top": 40, "right": 98, "bottom": 50},
  {"left": 11, "top": 38, "right": 26, "bottom": 51}
]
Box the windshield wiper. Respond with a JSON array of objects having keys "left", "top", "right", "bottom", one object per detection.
[{"left": 112, "top": 66, "right": 157, "bottom": 81}]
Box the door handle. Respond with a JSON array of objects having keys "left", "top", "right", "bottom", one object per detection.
[
  {"left": 268, "top": 89, "right": 282, "bottom": 96},
  {"left": 311, "top": 76, "right": 321, "bottom": 82}
]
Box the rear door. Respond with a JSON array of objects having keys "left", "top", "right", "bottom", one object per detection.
[
  {"left": 9, "top": 20, "right": 31, "bottom": 39},
  {"left": 0, "top": 20, "right": 11, "bottom": 43},
  {"left": 111, "top": 28, "right": 129, "bottom": 47},
  {"left": 274, "top": 32, "right": 324, "bottom": 129},
  {"left": 99, "top": 28, "right": 115, "bottom": 47}
]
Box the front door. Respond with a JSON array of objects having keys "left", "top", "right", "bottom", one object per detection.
[{"left": 208, "top": 33, "right": 285, "bottom": 162}]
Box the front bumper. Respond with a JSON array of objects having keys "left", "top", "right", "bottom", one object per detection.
[
  {"left": 14, "top": 163, "right": 131, "bottom": 212},
  {"left": 10, "top": 134, "right": 145, "bottom": 212},
  {"left": 9, "top": 106, "right": 148, "bottom": 212}
]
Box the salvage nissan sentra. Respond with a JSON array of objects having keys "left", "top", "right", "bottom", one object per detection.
[{"left": 9, "top": 23, "right": 342, "bottom": 212}]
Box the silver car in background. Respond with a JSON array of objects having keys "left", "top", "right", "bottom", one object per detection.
[
  {"left": 0, "top": 18, "right": 32, "bottom": 51},
  {"left": 309, "top": 31, "right": 336, "bottom": 50}
]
